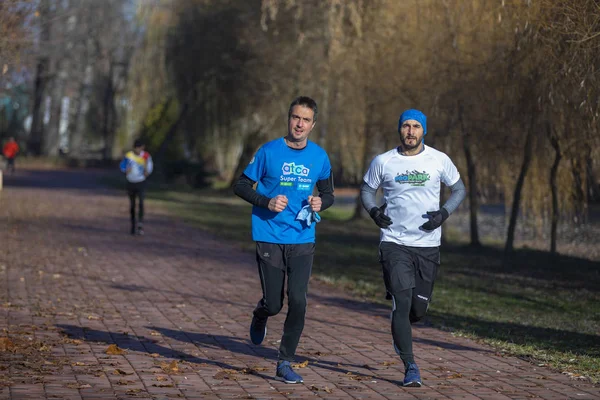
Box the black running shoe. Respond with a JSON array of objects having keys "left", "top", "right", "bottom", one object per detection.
[{"left": 249, "top": 315, "right": 267, "bottom": 345}]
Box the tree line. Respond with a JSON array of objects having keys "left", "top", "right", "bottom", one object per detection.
[{"left": 0, "top": 0, "right": 598, "bottom": 254}]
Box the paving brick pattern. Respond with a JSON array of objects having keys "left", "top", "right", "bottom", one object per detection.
[{"left": 0, "top": 169, "right": 598, "bottom": 399}]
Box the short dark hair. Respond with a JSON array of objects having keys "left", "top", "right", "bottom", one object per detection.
[
  {"left": 288, "top": 96, "right": 318, "bottom": 123},
  {"left": 133, "top": 139, "right": 144, "bottom": 148}
]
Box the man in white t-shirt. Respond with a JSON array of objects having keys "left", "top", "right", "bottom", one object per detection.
[{"left": 360, "top": 109, "right": 466, "bottom": 387}]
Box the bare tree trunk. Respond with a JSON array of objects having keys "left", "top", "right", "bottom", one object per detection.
[
  {"left": 352, "top": 186, "right": 366, "bottom": 220},
  {"left": 102, "top": 63, "right": 116, "bottom": 161},
  {"left": 570, "top": 147, "right": 591, "bottom": 223},
  {"left": 352, "top": 100, "right": 378, "bottom": 220},
  {"left": 29, "top": 59, "right": 49, "bottom": 155},
  {"left": 44, "top": 62, "right": 66, "bottom": 156},
  {"left": 228, "top": 130, "right": 265, "bottom": 188},
  {"left": 548, "top": 125, "right": 561, "bottom": 254},
  {"left": 458, "top": 101, "right": 481, "bottom": 247},
  {"left": 70, "top": 37, "right": 98, "bottom": 158},
  {"left": 154, "top": 101, "right": 189, "bottom": 163},
  {"left": 68, "top": 83, "right": 87, "bottom": 158},
  {"left": 585, "top": 149, "right": 597, "bottom": 202},
  {"left": 505, "top": 112, "right": 536, "bottom": 254},
  {"left": 28, "top": 0, "right": 51, "bottom": 155}
]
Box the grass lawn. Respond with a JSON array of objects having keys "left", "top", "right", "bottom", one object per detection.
[{"left": 104, "top": 174, "right": 600, "bottom": 384}]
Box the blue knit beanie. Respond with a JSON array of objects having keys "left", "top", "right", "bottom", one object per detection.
[{"left": 398, "top": 109, "right": 427, "bottom": 135}]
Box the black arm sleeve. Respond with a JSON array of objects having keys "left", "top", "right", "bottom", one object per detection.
[
  {"left": 233, "top": 174, "right": 271, "bottom": 209},
  {"left": 316, "top": 173, "right": 335, "bottom": 212}
]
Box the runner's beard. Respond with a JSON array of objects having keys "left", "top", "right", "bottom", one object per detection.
[{"left": 401, "top": 136, "right": 420, "bottom": 151}]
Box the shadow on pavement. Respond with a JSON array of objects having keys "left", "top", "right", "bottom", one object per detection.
[
  {"left": 3, "top": 168, "right": 120, "bottom": 193},
  {"left": 56, "top": 323, "right": 404, "bottom": 386},
  {"left": 56, "top": 324, "right": 274, "bottom": 380},
  {"left": 148, "top": 326, "right": 404, "bottom": 386}
]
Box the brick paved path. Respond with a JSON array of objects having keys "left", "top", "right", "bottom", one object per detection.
[{"left": 0, "top": 169, "right": 598, "bottom": 400}]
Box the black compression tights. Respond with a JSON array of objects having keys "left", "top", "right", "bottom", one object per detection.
[{"left": 391, "top": 288, "right": 414, "bottom": 367}]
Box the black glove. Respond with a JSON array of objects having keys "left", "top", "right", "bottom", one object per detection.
[
  {"left": 420, "top": 208, "right": 449, "bottom": 231},
  {"left": 369, "top": 203, "right": 392, "bottom": 228}
]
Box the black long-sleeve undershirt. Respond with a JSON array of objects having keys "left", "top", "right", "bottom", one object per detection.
[
  {"left": 233, "top": 173, "right": 335, "bottom": 211},
  {"left": 233, "top": 174, "right": 271, "bottom": 209}
]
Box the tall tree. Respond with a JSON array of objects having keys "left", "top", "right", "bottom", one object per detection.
[{"left": 28, "top": 0, "right": 51, "bottom": 155}]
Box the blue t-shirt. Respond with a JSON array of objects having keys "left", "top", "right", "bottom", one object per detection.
[{"left": 243, "top": 138, "right": 332, "bottom": 244}]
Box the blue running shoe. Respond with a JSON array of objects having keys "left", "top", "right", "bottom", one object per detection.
[
  {"left": 403, "top": 362, "right": 422, "bottom": 387},
  {"left": 276, "top": 361, "right": 304, "bottom": 384},
  {"left": 249, "top": 315, "right": 267, "bottom": 345}
]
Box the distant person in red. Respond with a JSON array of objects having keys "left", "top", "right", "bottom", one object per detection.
[{"left": 2, "top": 137, "right": 19, "bottom": 174}]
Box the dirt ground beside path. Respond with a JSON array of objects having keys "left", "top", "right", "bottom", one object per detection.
[{"left": 0, "top": 168, "right": 598, "bottom": 399}]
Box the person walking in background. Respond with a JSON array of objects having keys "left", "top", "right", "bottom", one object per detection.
[
  {"left": 233, "top": 96, "right": 334, "bottom": 384},
  {"left": 360, "top": 109, "right": 466, "bottom": 387},
  {"left": 120, "top": 139, "right": 153, "bottom": 235},
  {"left": 2, "top": 137, "right": 20, "bottom": 174}
]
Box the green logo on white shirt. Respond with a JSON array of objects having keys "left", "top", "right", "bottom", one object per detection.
[{"left": 394, "top": 170, "right": 430, "bottom": 186}]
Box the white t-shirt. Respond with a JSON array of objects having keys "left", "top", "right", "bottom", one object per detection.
[{"left": 363, "top": 145, "right": 460, "bottom": 247}]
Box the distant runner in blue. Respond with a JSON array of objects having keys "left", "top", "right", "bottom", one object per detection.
[
  {"left": 119, "top": 139, "right": 153, "bottom": 236},
  {"left": 234, "top": 96, "right": 335, "bottom": 384}
]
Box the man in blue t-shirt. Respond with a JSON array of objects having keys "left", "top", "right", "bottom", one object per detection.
[{"left": 234, "top": 96, "right": 334, "bottom": 384}]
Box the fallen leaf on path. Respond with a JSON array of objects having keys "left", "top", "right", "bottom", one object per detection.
[
  {"left": 37, "top": 343, "right": 50, "bottom": 352},
  {"left": 562, "top": 371, "right": 588, "bottom": 381},
  {"left": 382, "top": 361, "right": 396, "bottom": 366},
  {"left": 241, "top": 366, "right": 269, "bottom": 373},
  {"left": 309, "top": 385, "right": 333, "bottom": 393},
  {"left": 150, "top": 331, "right": 161, "bottom": 336},
  {"left": 0, "top": 337, "right": 15, "bottom": 351},
  {"left": 160, "top": 360, "right": 179, "bottom": 373},
  {"left": 105, "top": 344, "right": 126, "bottom": 355},
  {"left": 291, "top": 360, "right": 309, "bottom": 368},
  {"left": 66, "top": 383, "right": 91, "bottom": 389},
  {"left": 113, "top": 369, "right": 132, "bottom": 375},
  {"left": 213, "top": 369, "right": 239, "bottom": 380},
  {"left": 346, "top": 372, "right": 372, "bottom": 381}
]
